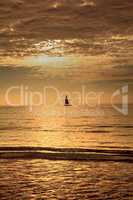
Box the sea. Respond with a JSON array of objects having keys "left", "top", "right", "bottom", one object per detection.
[{"left": 0, "top": 105, "right": 133, "bottom": 200}]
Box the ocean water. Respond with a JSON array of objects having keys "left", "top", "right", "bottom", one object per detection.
[
  {"left": 0, "top": 105, "right": 133, "bottom": 149},
  {"left": 0, "top": 105, "right": 133, "bottom": 199}
]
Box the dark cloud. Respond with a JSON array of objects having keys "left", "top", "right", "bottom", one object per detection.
[
  {"left": 0, "top": 1, "right": 133, "bottom": 55},
  {"left": 0, "top": 0, "right": 133, "bottom": 42},
  {"left": 0, "top": 0, "right": 133, "bottom": 59},
  {"left": 0, "top": 0, "right": 133, "bottom": 89}
]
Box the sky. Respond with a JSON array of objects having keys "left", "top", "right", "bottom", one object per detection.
[{"left": 0, "top": 0, "right": 133, "bottom": 105}]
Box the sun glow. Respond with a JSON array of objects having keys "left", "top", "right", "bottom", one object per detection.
[{"left": 23, "top": 55, "right": 66, "bottom": 67}]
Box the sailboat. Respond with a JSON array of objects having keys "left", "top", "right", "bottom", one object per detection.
[{"left": 64, "top": 96, "right": 72, "bottom": 106}]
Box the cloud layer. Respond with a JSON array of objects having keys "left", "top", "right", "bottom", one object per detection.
[
  {"left": 0, "top": 0, "right": 133, "bottom": 57},
  {"left": 0, "top": 0, "right": 133, "bottom": 96}
]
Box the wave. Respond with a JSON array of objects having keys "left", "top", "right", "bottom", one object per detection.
[
  {"left": 0, "top": 147, "right": 133, "bottom": 162},
  {"left": 0, "top": 124, "right": 132, "bottom": 132}
]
